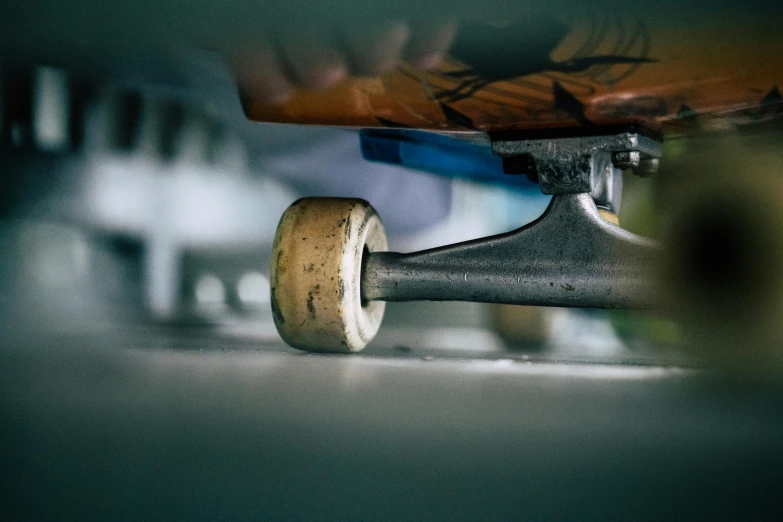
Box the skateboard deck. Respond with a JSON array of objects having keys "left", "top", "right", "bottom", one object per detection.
[{"left": 244, "top": 11, "right": 783, "bottom": 136}]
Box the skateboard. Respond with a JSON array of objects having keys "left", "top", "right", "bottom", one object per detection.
[{"left": 250, "top": 10, "right": 783, "bottom": 353}]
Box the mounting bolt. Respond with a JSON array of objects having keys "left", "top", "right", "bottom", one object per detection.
[
  {"left": 613, "top": 151, "right": 659, "bottom": 177},
  {"left": 612, "top": 150, "right": 641, "bottom": 170}
]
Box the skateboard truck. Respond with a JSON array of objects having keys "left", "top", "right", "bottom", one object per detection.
[
  {"left": 271, "top": 126, "right": 664, "bottom": 352},
  {"left": 362, "top": 126, "right": 662, "bottom": 307}
]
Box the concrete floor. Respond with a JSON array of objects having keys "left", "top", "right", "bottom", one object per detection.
[{"left": 2, "top": 327, "right": 782, "bottom": 520}]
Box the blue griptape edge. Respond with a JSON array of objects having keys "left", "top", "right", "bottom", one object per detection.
[{"left": 359, "top": 130, "right": 539, "bottom": 192}]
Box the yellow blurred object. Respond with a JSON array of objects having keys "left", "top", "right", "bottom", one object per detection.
[
  {"left": 490, "top": 304, "right": 555, "bottom": 348},
  {"left": 597, "top": 209, "right": 620, "bottom": 226}
]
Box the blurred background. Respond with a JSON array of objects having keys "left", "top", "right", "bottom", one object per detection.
[
  {"left": 2, "top": 0, "right": 781, "bottom": 364},
  {"left": 0, "top": 63, "right": 673, "bottom": 362}
]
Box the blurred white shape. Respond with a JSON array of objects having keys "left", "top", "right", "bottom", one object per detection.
[
  {"left": 237, "top": 272, "right": 270, "bottom": 306},
  {"left": 84, "top": 125, "right": 295, "bottom": 319},
  {"left": 34, "top": 67, "right": 70, "bottom": 151},
  {"left": 547, "top": 309, "right": 626, "bottom": 356},
  {"left": 85, "top": 157, "right": 295, "bottom": 247},
  {"left": 86, "top": 157, "right": 158, "bottom": 233},
  {"left": 147, "top": 241, "right": 180, "bottom": 318},
  {"left": 195, "top": 273, "right": 225, "bottom": 306}
]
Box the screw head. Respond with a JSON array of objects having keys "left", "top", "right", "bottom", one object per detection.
[{"left": 612, "top": 150, "right": 641, "bottom": 170}]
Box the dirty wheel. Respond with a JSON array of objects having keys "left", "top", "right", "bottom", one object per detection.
[{"left": 270, "top": 198, "right": 387, "bottom": 353}]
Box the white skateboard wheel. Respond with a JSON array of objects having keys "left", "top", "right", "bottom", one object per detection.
[{"left": 270, "top": 198, "right": 388, "bottom": 353}]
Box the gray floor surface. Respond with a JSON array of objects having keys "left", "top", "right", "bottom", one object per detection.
[{"left": 2, "top": 327, "right": 782, "bottom": 520}]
